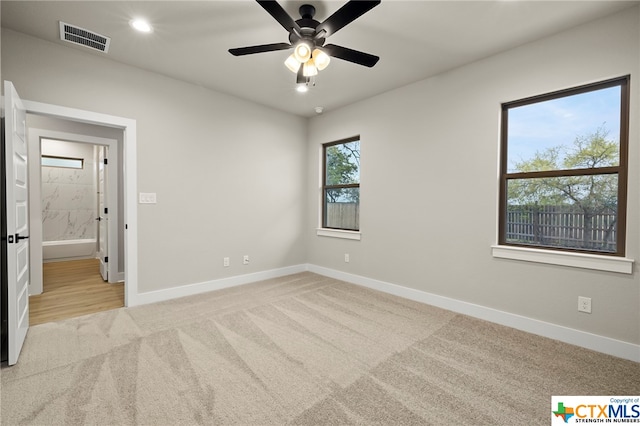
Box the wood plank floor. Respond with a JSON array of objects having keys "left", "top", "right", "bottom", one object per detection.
[{"left": 29, "top": 258, "right": 124, "bottom": 325}]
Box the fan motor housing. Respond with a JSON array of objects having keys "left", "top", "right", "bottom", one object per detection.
[
  {"left": 288, "top": 4, "right": 325, "bottom": 47},
  {"left": 299, "top": 4, "right": 316, "bottom": 19}
]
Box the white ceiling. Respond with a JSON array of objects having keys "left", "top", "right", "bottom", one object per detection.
[{"left": 2, "top": 1, "right": 637, "bottom": 117}]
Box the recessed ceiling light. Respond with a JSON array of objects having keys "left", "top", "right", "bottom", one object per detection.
[{"left": 130, "top": 19, "right": 153, "bottom": 33}]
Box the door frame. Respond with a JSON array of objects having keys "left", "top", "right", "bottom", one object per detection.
[
  {"left": 22, "top": 99, "right": 138, "bottom": 307},
  {"left": 28, "top": 129, "right": 120, "bottom": 294}
]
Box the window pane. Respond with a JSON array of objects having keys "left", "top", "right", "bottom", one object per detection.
[
  {"left": 41, "top": 156, "right": 83, "bottom": 169},
  {"left": 326, "top": 141, "right": 360, "bottom": 185},
  {"left": 507, "top": 86, "right": 621, "bottom": 173},
  {"left": 324, "top": 188, "right": 359, "bottom": 230},
  {"left": 506, "top": 175, "right": 617, "bottom": 252}
]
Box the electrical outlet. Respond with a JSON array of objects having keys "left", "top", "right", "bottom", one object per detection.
[
  {"left": 344, "top": 253, "right": 350, "bottom": 263},
  {"left": 223, "top": 257, "right": 229, "bottom": 267},
  {"left": 578, "top": 296, "right": 592, "bottom": 314},
  {"left": 243, "top": 255, "right": 249, "bottom": 265}
]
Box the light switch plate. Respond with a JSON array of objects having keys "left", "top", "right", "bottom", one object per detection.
[{"left": 139, "top": 192, "right": 157, "bottom": 204}]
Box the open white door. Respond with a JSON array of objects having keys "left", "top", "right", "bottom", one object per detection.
[
  {"left": 4, "top": 81, "right": 30, "bottom": 365},
  {"left": 97, "top": 146, "right": 108, "bottom": 281}
]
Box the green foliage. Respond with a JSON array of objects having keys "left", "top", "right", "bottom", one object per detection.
[
  {"left": 326, "top": 144, "right": 359, "bottom": 185},
  {"left": 326, "top": 142, "right": 360, "bottom": 203},
  {"left": 508, "top": 126, "right": 618, "bottom": 211},
  {"left": 565, "top": 127, "right": 618, "bottom": 169}
]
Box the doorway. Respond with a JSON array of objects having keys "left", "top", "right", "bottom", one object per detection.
[
  {"left": 2, "top": 82, "right": 138, "bottom": 365},
  {"left": 28, "top": 126, "right": 121, "bottom": 293},
  {"left": 20, "top": 96, "right": 139, "bottom": 309},
  {"left": 29, "top": 135, "right": 123, "bottom": 324}
]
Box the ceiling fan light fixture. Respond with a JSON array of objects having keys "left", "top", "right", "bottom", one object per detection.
[
  {"left": 284, "top": 54, "right": 300, "bottom": 73},
  {"left": 312, "top": 49, "right": 330, "bottom": 71},
  {"left": 303, "top": 58, "right": 318, "bottom": 77},
  {"left": 228, "top": 0, "right": 381, "bottom": 86},
  {"left": 293, "top": 41, "right": 312, "bottom": 63},
  {"left": 296, "top": 84, "right": 309, "bottom": 93}
]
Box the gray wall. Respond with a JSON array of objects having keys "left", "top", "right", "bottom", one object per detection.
[
  {"left": 306, "top": 7, "right": 640, "bottom": 345},
  {"left": 2, "top": 28, "right": 308, "bottom": 294}
]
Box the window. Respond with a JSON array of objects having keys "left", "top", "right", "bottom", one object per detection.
[
  {"left": 499, "top": 76, "right": 629, "bottom": 256},
  {"left": 322, "top": 137, "right": 360, "bottom": 231},
  {"left": 41, "top": 155, "right": 84, "bottom": 169}
]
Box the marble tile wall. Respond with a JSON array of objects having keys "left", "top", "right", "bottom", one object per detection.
[{"left": 41, "top": 140, "right": 97, "bottom": 242}]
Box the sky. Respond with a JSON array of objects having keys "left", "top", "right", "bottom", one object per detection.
[{"left": 507, "top": 85, "right": 621, "bottom": 173}]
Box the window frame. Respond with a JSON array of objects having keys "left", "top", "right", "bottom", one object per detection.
[
  {"left": 498, "top": 76, "right": 630, "bottom": 257},
  {"left": 322, "top": 136, "right": 361, "bottom": 232}
]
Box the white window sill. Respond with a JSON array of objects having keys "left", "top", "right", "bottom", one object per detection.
[
  {"left": 316, "top": 228, "right": 361, "bottom": 240},
  {"left": 491, "top": 245, "right": 634, "bottom": 274}
]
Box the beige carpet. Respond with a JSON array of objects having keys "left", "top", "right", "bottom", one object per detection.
[{"left": 1, "top": 272, "right": 638, "bottom": 425}]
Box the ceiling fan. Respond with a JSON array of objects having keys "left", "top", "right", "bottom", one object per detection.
[{"left": 229, "top": 0, "right": 381, "bottom": 86}]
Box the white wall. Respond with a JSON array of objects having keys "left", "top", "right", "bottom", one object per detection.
[
  {"left": 2, "top": 28, "right": 308, "bottom": 294},
  {"left": 307, "top": 8, "right": 640, "bottom": 345}
]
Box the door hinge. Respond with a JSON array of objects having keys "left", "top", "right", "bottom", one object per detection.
[
  {"left": 104, "top": 158, "right": 108, "bottom": 165},
  {"left": 104, "top": 207, "right": 108, "bottom": 214},
  {"left": 105, "top": 256, "right": 108, "bottom": 263}
]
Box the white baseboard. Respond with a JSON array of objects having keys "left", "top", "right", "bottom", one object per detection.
[
  {"left": 133, "top": 264, "right": 308, "bottom": 306},
  {"left": 307, "top": 264, "right": 640, "bottom": 363}
]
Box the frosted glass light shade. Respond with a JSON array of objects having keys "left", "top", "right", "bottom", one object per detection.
[
  {"left": 284, "top": 54, "right": 300, "bottom": 73},
  {"left": 303, "top": 59, "right": 318, "bottom": 77},
  {"left": 293, "top": 42, "right": 312, "bottom": 63},
  {"left": 312, "top": 49, "right": 330, "bottom": 70}
]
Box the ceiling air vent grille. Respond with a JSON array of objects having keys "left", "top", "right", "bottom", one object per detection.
[{"left": 59, "top": 21, "right": 111, "bottom": 53}]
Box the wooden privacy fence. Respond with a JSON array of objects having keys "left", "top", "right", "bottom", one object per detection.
[
  {"left": 506, "top": 205, "right": 617, "bottom": 251},
  {"left": 326, "top": 203, "right": 359, "bottom": 230}
]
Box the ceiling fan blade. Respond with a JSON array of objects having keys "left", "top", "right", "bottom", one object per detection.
[
  {"left": 229, "top": 43, "right": 292, "bottom": 56},
  {"left": 316, "top": 1, "right": 380, "bottom": 38},
  {"left": 256, "top": 0, "right": 302, "bottom": 34},
  {"left": 322, "top": 44, "right": 379, "bottom": 68}
]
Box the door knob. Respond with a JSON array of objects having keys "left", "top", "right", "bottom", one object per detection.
[{"left": 10, "top": 234, "right": 29, "bottom": 243}]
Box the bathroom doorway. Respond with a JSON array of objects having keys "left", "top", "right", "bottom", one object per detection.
[{"left": 26, "top": 122, "right": 124, "bottom": 324}]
